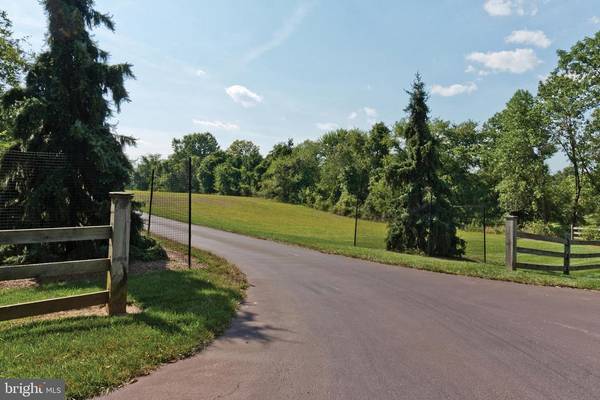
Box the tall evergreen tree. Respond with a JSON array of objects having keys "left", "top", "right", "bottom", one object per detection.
[
  {"left": 386, "top": 75, "right": 464, "bottom": 257},
  {"left": 0, "top": 0, "right": 147, "bottom": 261}
]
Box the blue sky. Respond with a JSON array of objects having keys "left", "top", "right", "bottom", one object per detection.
[{"left": 4, "top": 0, "right": 600, "bottom": 169}]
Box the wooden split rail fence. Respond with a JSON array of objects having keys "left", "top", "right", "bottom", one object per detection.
[
  {"left": 0, "top": 192, "right": 132, "bottom": 321},
  {"left": 505, "top": 215, "right": 600, "bottom": 275}
]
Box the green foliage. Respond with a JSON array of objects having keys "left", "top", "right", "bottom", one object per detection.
[
  {"left": 538, "top": 31, "right": 600, "bottom": 225},
  {"left": 0, "top": 11, "right": 27, "bottom": 92},
  {"left": 214, "top": 161, "right": 241, "bottom": 195},
  {"left": 314, "top": 128, "right": 371, "bottom": 212},
  {"left": 367, "top": 122, "right": 392, "bottom": 171},
  {"left": 483, "top": 90, "right": 555, "bottom": 221},
  {"left": 432, "top": 119, "right": 497, "bottom": 224},
  {"left": 0, "top": 11, "right": 27, "bottom": 151},
  {"left": 386, "top": 75, "right": 464, "bottom": 257},
  {"left": 0, "top": 0, "right": 154, "bottom": 262},
  {"left": 260, "top": 140, "right": 320, "bottom": 203},
  {"left": 521, "top": 220, "right": 564, "bottom": 238},
  {"left": 362, "top": 171, "right": 392, "bottom": 220},
  {"left": 197, "top": 150, "right": 227, "bottom": 193},
  {"left": 131, "top": 154, "right": 162, "bottom": 190},
  {"left": 171, "top": 132, "right": 219, "bottom": 162},
  {"left": 225, "top": 139, "right": 263, "bottom": 195}
]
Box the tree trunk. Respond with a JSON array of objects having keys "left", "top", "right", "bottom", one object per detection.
[{"left": 570, "top": 136, "right": 581, "bottom": 228}]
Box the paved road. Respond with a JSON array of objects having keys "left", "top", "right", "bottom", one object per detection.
[{"left": 103, "top": 215, "right": 600, "bottom": 400}]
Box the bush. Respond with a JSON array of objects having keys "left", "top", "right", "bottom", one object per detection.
[
  {"left": 521, "top": 220, "right": 565, "bottom": 238},
  {"left": 332, "top": 189, "right": 356, "bottom": 216},
  {"left": 130, "top": 234, "right": 167, "bottom": 261},
  {"left": 579, "top": 227, "right": 600, "bottom": 241}
]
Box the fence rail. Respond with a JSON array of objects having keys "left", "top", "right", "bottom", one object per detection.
[
  {"left": 0, "top": 192, "right": 131, "bottom": 322},
  {"left": 0, "top": 225, "right": 112, "bottom": 245},
  {"left": 506, "top": 216, "right": 600, "bottom": 275},
  {"left": 0, "top": 258, "right": 110, "bottom": 281}
]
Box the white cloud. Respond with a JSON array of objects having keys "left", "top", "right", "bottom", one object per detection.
[
  {"left": 195, "top": 69, "right": 207, "bottom": 76},
  {"left": 466, "top": 48, "right": 541, "bottom": 73},
  {"left": 243, "top": 2, "right": 313, "bottom": 64},
  {"left": 431, "top": 82, "right": 478, "bottom": 97},
  {"left": 484, "top": 0, "right": 512, "bottom": 16},
  {"left": 348, "top": 111, "right": 358, "bottom": 120},
  {"left": 466, "top": 65, "right": 491, "bottom": 76},
  {"left": 316, "top": 122, "right": 339, "bottom": 131},
  {"left": 193, "top": 119, "right": 240, "bottom": 131},
  {"left": 363, "top": 107, "right": 378, "bottom": 117},
  {"left": 483, "top": 0, "right": 539, "bottom": 17},
  {"left": 225, "top": 85, "right": 263, "bottom": 108},
  {"left": 505, "top": 30, "right": 551, "bottom": 48},
  {"left": 591, "top": 16, "right": 600, "bottom": 24}
]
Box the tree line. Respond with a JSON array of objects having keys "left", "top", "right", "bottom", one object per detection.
[{"left": 132, "top": 29, "right": 600, "bottom": 246}]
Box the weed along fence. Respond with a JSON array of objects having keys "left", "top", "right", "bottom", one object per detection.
[
  {"left": 571, "top": 225, "right": 600, "bottom": 240},
  {"left": 505, "top": 215, "right": 600, "bottom": 274},
  {"left": 0, "top": 192, "right": 132, "bottom": 321}
]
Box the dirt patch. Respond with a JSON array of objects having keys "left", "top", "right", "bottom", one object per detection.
[
  {"left": 0, "top": 278, "right": 37, "bottom": 290},
  {"left": 130, "top": 248, "right": 206, "bottom": 274}
]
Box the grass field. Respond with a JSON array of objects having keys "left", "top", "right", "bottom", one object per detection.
[
  {"left": 0, "top": 238, "right": 246, "bottom": 400},
  {"left": 133, "top": 191, "right": 600, "bottom": 290}
]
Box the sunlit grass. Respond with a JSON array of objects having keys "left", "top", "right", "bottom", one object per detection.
[
  {"left": 132, "top": 191, "right": 600, "bottom": 290},
  {"left": 0, "top": 238, "right": 246, "bottom": 399}
]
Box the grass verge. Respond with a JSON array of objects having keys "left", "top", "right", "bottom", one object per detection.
[
  {"left": 0, "top": 238, "right": 247, "bottom": 399},
  {"left": 132, "top": 191, "right": 600, "bottom": 290}
]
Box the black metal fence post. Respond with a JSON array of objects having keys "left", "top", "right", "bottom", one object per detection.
[
  {"left": 188, "top": 157, "right": 192, "bottom": 269},
  {"left": 483, "top": 206, "right": 487, "bottom": 264},
  {"left": 563, "top": 233, "right": 571, "bottom": 275},
  {"left": 353, "top": 196, "right": 359, "bottom": 247},
  {"left": 147, "top": 168, "right": 155, "bottom": 234}
]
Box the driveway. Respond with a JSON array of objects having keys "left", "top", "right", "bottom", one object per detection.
[{"left": 102, "top": 215, "right": 600, "bottom": 400}]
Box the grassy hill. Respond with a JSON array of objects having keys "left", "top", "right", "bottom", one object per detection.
[{"left": 133, "top": 191, "right": 600, "bottom": 289}]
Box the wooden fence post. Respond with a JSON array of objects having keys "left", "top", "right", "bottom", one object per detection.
[
  {"left": 108, "top": 192, "right": 132, "bottom": 315},
  {"left": 505, "top": 215, "right": 517, "bottom": 271},
  {"left": 563, "top": 233, "right": 571, "bottom": 275}
]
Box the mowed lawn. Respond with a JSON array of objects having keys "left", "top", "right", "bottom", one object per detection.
[
  {"left": 133, "top": 191, "right": 600, "bottom": 289},
  {"left": 0, "top": 239, "right": 246, "bottom": 400}
]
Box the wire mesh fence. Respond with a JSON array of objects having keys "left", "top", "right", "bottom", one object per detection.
[
  {"left": 453, "top": 204, "right": 504, "bottom": 265},
  {"left": 130, "top": 157, "right": 192, "bottom": 267},
  {"left": 0, "top": 151, "right": 70, "bottom": 230},
  {"left": 0, "top": 151, "right": 111, "bottom": 264}
]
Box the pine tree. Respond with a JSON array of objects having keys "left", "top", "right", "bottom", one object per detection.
[
  {"left": 386, "top": 74, "right": 464, "bottom": 257},
  {"left": 0, "top": 0, "right": 151, "bottom": 261}
]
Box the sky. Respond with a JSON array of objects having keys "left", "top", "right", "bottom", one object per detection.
[{"left": 3, "top": 0, "right": 599, "bottom": 170}]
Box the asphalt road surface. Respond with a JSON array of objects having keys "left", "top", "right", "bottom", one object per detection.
[{"left": 102, "top": 215, "right": 600, "bottom": 400}]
